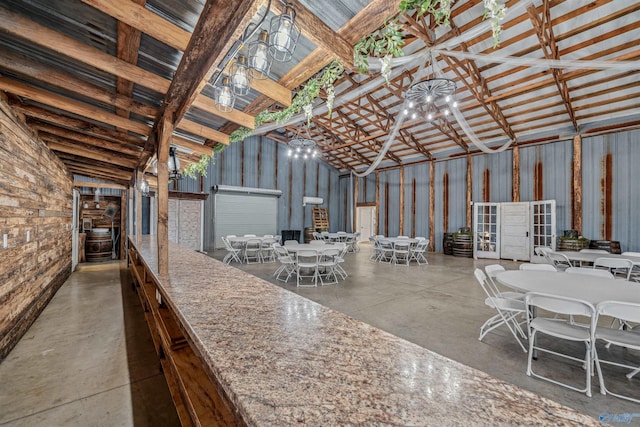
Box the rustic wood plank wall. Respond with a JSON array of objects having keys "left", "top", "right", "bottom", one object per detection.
[{"left": 0, "top": 96, "right": 72, "bottom": 360}]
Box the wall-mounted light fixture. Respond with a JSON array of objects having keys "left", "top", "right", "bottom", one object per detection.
[{"left": 168, "top": 146, "right": 182, "bottom": 180}]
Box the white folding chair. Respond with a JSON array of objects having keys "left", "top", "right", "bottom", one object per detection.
[
  {"left": 260, "top": 237, "right": 276, "bottom": 262},
  {"left": 519, "top": 263, "right": 557, "bottom": 272},
  {"left": 593, "top": 257, "right": 633, "bottom": 280},
  {"left": 377, "top": 239, "right": 395, "bottom": 263},
  {"left": 546, "top": 252, "right": 573, "bottom": 271},
  {"left": 485, "top": 264, "right": 524, "bottom": 301},
  {"left": 273, "top": 244, "right": 295, "bottom": 283},
  {"left": 534, "top": 246, "right": 553, "bottom": 257},
  {"left": 243, "top": 238, "right": 262, "bottom": 264},
  {"left": 345, "top": 234, "right": 357, "bottom": 253},
  {"left": 392, "top": 240, "right": 411, "bottom": 266},
  {"left": 474, "top": 269, "right": 528, "bottom": 353},
  {"left": 352, "top": 232, "right": 361, "bottom": 252},
  {"left": 334, "top": 243, "right": 349, "bottom": 280},
  {"left": 622, "top": 252, "right": 640, "bottom": 282},
  {"left": 525, "top": 292, "right": 596, "bottom": 397},
  {"left": 284, "top": 240, "right": 299, "bottom": 247},
  {"left": 410, "top": 239, "right": 429, "bottom": 265},
  {"left": 296, "top": 250, "right": 320, "bottom": 287},
  {"left": 368, "top": 236, "right": 381, "bottom": 262},
  {"left": 317, "top": 248, "right": 340, "bottom": 285},
  {"left": 594, "top": 301, "right": 640, "bottom": 403},
  {"left": 221, "top": 236, "right": 242, "bottom": 264},
  {"left": 565, "top": 267, "right": 614, "bottom": 279}
]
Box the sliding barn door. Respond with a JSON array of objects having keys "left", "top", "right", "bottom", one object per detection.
[{"left": 473, "top": 202, "right": 500, "bottom": 259}]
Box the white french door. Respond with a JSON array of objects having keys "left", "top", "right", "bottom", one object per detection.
[
  {"left": 473, "top": 202, "right": 500, "bottom": 259},
  {"left": 530, "top": 200, "right": 556, "bottom": 261},
  {"left": 500, "top": 202, "right": 531, "bottom": 261}
]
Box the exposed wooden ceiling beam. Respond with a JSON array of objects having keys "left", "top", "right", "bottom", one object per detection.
[
  {"left": 43, "top": 134, "right": 139, "bottom": 168},
  {"left": 114, "top": 0, "right": 146, "bottom": 121},
  {"left": 0, "top": 77, "right": 150, "bottom": 135},
  {"left": 165, "top": 0, "right": 263, "bottom": 128},
  {"left": 31, "top": 122, "right": 142, "bottom": 157},
  {"left": 73, "top": 181, "right": 127, "bottom": 190},
  {"left": 271, "top": 0, "right": 355, "bottom": 71},
  {"left": 11, "top": 103, "right": 145, "bottom": 147},
  {"left": 81, "top": 0, "right": 291, "bottom": 107},
  {"left": 527, "top": 2, "right": 578, "bottom": 131},
  {"left": 0, "top": 6, "right": 254, "bottom": 129}
]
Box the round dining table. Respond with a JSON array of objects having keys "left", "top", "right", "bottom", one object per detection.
[
  {"left": 285, "top": 243, "right": 344, "bottom": 253},
  {"left": 556, "top": 251, "right": 640, "bottom": 267},
  {"left": 496, "top": 270, "right": 640, "bottom": 304}
]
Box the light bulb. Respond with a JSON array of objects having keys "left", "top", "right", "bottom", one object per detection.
[
  {"left": 294, "top": 153, "right": 299, "bottom": 159},
  {"left": 274, "top": 19, "right": 292, "bottom": 52},
  {"left": 427, "top": 113, "right": 433, "bottom": 120},
  {"left": 444, "top": 109, "right": 450, "bottom": 116},
  {"left": 409, "top": 101, "right": 414, "bottom": 108},
  {"left": 452, "top": 101, "right": 458, "bottom": 108},
  {"left": 296, "top": 147, "right": 301, "bottom": 153},
  {"left": 312, "top": 151, "right": 317, "bottom": 157},
  {"left": 219, "top": 86, "right": 232, "bottom": 107},
  {"left": 233, "top": 67, "right": 248, "bottom": 90},
  {"left": 426, "top": 94, "right": 433, "bottom": 102},
  {"left": 252, "top": 45, "right": 268, "bottom": 72},
  {"left": 288, "top": 149, "right": 292, "bottom": 157},
  {"left": 411, "top": 113, "right": 416, "bottom": 119},
  {"left": 445, "top": 95, "right": 451, "bottom": 102},
  {"left": 304, "top": 154, "right": 308, "bottom": 159},
  {"left": 403, "top": 109, "right": 408, "bottom": 115},
  {"left": 306, "top": 147, "right": 311, "bottom": 153}
]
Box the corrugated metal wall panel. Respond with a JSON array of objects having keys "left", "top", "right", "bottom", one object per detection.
[
  {"left": 402, "top": 167, "right": 414, "bottom": 237},
  {"left": 197, "top": 137, "right": 341, "bottom": 250},
  {"left": 582, "top": 130, "right": 640, "bottom": 252},
  {"left": 73, "top": 175, "right": 122, "bottom": 196},
  {"left": 520, "top": 140, "right": 572, "bottom": 234},
  {"left": 380, "top": 169, "right": 401, "bottom": 237},
  {"left": 434, "top": 157, "right": 467, "bottom": 252},
  {"left": 328, "top": 170, "right": 341, "bottom": 232},
  {"left": 472, "top": 150, "right": 512, "bottom": 203},
  {"left": 338, "top": 176, "right": 350, "bottom": 231},
  {"left": 405, "top": 162, "right": 431, "bottom": 239}
]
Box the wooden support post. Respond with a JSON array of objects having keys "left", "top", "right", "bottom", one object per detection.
[
  {"left": 375, "top": 172, "right": 380, "bottom": 236},
  {"left": 353, "top": 174, "right": 358, "bottom": 233},
  {"left": 466, "top": 154, "right": 472, "bottom": 229},
  {"left": 429, "top": 161, "right": 435, "bottom": 252},
  {"left": 136, "top": 170, "right": 142, "bottom": 243},
  {"left": 120, "top": 192, "right": 127, "bottom": 260},
  {"left": 157, "top": 117, "right": 173, "bottom": 276},
  {"left": 512, "top": 145, "right": 520, "bottom": 202},
  {"left": 411, "top": 179, "right": 416, "bottom": 238},
  {"left": 128, "top": 187, "right": 134, "bottom": 241},
  {"left": 572, "top": 135, "right": 582, "bottom": 234},
  {"left": 399, "top": 167, "right": 405, "bottom": 236}
]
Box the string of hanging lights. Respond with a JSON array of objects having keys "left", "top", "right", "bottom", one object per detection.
[{"left": 214, "top": 1, "right": 300, "bottom": 112}]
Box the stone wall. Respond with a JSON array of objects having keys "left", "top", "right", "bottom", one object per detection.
[{"left": 0, "top": 97, "right": 72, "bottom": 360}]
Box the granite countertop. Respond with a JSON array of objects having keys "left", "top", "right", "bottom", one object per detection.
[{"left": 130, "top": 236, "right": 601, "bottom": 426}]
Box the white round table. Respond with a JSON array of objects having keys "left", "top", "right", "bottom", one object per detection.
[
  {"left": 556, "top": 251, "right": 640, "bottom": 266},
  {"left": 286, "top": 243, "right": 344, "bottom": 253},
  {"left": 496, "top": 270, "right": 640, "bottom": 304}
]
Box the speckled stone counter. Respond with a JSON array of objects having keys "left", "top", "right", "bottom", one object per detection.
[{"left": 130, "top": 236, "right": 600, "bottom": 426}]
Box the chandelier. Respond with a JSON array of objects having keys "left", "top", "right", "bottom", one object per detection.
[
  {"left": 287, "top": 127, "right": 318, "bottom": 160},
  {"left": 213, "top": 1, "right": 300, "bottom": 112},
  {"left": 403, "top": 52, "right": 458, "bottom": 121}
]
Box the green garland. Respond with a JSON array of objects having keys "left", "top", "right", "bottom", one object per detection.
[
  {"left": 354, "top": 0, "right": 505, "bottom": 74},
  {"left": 182, "top": 154, "right": 212, "bottom": 179}
]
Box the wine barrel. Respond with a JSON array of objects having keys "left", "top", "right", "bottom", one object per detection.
[
  {"left": 589, "top": 240, "right": 622, "bottom": 254},
  {"left": 86, "top": 229, "right": 112, "bottom": 262},
  {"left": 443, "top": 233, "right": 454, "bottom": 255},
  {"left": 452, "top": 233, "right": 473, "bottom": 258},
  {"left": 304, "top": 227, "right": 314, "bottom": 243},
  {"left": 557, "top": 238, "right": 589, "bottom": 252}
]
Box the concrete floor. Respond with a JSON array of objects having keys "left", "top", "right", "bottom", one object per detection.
[
  {"left": 0, "top": 262, "right": 179, "bottom": 427},
  {"left": 1, "top": 247, "right": 638, "bottom": 426}
]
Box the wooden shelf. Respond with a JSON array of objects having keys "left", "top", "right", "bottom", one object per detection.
[
  {"left": 312, "top": 207, "right": 329, "bottom": 230},
  {"left": 128, "top": 243, "right": 238, "bottom": 427}
]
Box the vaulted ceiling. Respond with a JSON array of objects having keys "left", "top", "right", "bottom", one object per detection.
[{"left": 1, "top": 0, "right": 639, "bottom": 184}]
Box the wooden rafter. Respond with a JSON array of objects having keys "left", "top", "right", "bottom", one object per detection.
[{"left": 527, "top": 2, "right": 577, "bottom": 131}]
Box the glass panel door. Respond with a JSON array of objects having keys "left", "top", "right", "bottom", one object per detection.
[
  {"left": 530, "top": 200, "right": 556, "bottom": 258},
  {"left": 473, "top": 202, "right": 500, "bottom": 259}
]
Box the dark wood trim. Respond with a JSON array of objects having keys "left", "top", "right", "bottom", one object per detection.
[
  {"left": 168, "top": 191, "right": 209, "bottom": 200},
  {"left": 466, "top": 154, "right": 472, "bottom": 229},
  {"left": 356, "top": 202, "right": 376, "bottom": 207},
  {"left": 411, "top": 178, "right": 416, "bottom": 238},
  {"left": 399, "top": 166, "right": 404, "bottom": 236},
  {"left": 384, "top": 181, "right": 389, "bottom": 237},
  {"left": 512, "top": 145, "right": 520, "bottom": 202},
  {"left": 375, "top": 172, "right": 380, "bottom": 235}
]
